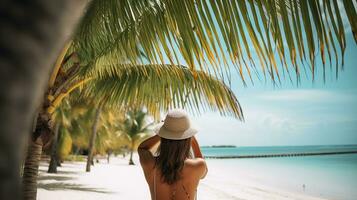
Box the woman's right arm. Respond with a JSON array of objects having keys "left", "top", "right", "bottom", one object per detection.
[
  {"left": 191, "top": 136, "right": 203, "bottom": 158},
  {"left": 191, "top": 136, "right": 207, "bottom": 178}
]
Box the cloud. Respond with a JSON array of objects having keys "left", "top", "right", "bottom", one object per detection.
[
  {"left": 191, "top": 88, "right": 357, "bottom": 146},
  {"left": 257, "top": 89, "right": 357, "bottom": 103},
  {"left": 192, "top": 106, "right": 300, "bottom": 146}
]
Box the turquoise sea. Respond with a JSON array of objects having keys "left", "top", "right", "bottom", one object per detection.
[{"left": 201, "top": 145, "right": 357, "bottom": 200}]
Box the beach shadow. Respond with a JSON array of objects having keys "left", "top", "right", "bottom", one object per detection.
[
  {"left": 38, "top": 175, "right": 75, "bottom": 182},
  {"left": 38, "top": 169, "right": 80, "bottom": 175},
  {"left": 40, "top": 161, "right": 85, "bottom": 168},
  {"left": 37, "top": 182, "right": 114, "bottom": 194},
  {"left": 113, "top": 163, "right": 132, "bottom": 166}
]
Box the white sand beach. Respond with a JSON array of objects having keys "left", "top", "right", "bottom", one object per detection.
[{"left": 37, "top": 154, "right": 327, "bottom": 200}]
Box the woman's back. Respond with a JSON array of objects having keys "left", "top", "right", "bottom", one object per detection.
[{"left": 144, "top": 158, "right": 206, "bottom": 200}]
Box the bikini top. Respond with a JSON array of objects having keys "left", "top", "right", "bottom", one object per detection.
[{"left": 153, "top": 168, "right": 197, "bottom": 200}]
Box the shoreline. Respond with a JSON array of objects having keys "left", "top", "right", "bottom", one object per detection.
[
  {"left": 37, "top": 154, "right": 328, "bottom": 200},
  {"left": 204, "top": 150, "right": 357, "bottom": 159}
]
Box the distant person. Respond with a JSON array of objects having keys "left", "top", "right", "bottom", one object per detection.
[{"left": 138, "top": 109, "right": 207, "bottom": 200}]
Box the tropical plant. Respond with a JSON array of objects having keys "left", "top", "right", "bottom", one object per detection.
[
  {"left": 47, "top": 98, "right": 93, "bottom": 173},
  {"left": 85, "top": 104, "right": 103, "bottom": 172},
  {"left": 47, "top": 100, "right": 71, "bottom": 173},
  {"left": 95, "top": 110, "right": 127, "bottom": 163},
  {"left": 119, "top": 108, "right": 152, "bottom": 165},
  {"left": 81, "top": 104, "right": 127, "bottom": 171},
  {"left": 75, "top": 0, "right": 357, "bottom": 82},
  {"left": 15, "top": 2, "right": 85, "bottom": 199}
]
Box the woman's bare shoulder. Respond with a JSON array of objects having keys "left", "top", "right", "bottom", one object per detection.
[
  {"left": 185, "top": 158, "right": 206, "bottom": 168},
  {"left": 184, "top": 158, "right": 207, "bottom": 179}
]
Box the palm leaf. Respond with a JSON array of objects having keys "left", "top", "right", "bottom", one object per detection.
[
  {"left": 82, "top": 63, "right": 243, "bottom": 120},
  {"left": 73, "top": 0, "right": 357, "bottom": 83}
]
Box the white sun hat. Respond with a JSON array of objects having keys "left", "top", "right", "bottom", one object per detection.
[{"left": 154, "top": 109, "right": 198, "bottom": 140}]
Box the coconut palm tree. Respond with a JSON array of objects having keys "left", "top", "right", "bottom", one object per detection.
[
  {"left": 3, "top": 0, "right": 355, "bottom": 199},
  {"left": 85, "top": 104, "right": 103, "bottom": 172},
  {"left": 95, "top": 111, "right": 126, "bottom": 164},
  {"left": 47, "top": 98, "right": 91, "bottom": 173},
  {"left": 47, "top": 94, "right": 110, "bottom": 173},
  {"left": 47, "top": 105, "right": 70, "bottom": 174},
  {"left": 119, "top": 108, "right": 152, "bottom": 165},
  {"left": 48, "top": 97, "right": 127, "bottom": 172},
  {"left": 85, "top": 105, "right": 126, "bottom": 171},
  {"left": 0, "top": 1, "right": 85, "bottom": 199}
]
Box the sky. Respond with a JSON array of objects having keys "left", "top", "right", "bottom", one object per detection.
[{"left": 190, "top": 6, "right": 357, "bottom": 146}]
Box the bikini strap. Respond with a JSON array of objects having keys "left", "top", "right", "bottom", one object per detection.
[
  {"left": 181, "top": 184, "right": 190, "bottom": 199},
  {"left": 154, "top": 169, "right": 198, "bottom": 200}
]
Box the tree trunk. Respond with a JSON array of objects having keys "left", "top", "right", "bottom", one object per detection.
[
  {"left": 107, "top": 150, "right": 112, "bottom": 164},
  {"left": 22, "top": 113, "right": 52, "bottom": 200},
  {"left": 129, "top": 150, "right": 134, "bottom": 165},
  {"left": 0, "top": 1, "right": 85, "bottom": 200},
  {"left": 22, "top": 140, "right": 43, "bottom": 200},
  {"left": 48, "top": 123, "right": 60, "bottom": 173},
  {"left": 128, "top": 141, "right": 135, "bottom": 165},
  {"left": 86, "top": 106, "right": 102, "bottom": 172}
]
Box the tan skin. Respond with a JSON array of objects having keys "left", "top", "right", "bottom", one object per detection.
[{"left": 138, "top": 135, "right": 207, "bottom": 200}]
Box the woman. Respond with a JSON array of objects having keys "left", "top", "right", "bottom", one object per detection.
[{"left": 138, "top": 109, "right": 207, "bottom": 200}]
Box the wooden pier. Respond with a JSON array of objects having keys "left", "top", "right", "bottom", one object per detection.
[{"left": 204, "top": 151, "right": 357, "bottom": 159}]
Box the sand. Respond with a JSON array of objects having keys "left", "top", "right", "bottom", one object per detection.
[{"left": 37, "top": 154, "right": 327, "bottom": 200}]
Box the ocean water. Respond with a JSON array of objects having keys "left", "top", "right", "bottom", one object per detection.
[{"left": 201, "top": 145, "right": 357, "bottom": 200}]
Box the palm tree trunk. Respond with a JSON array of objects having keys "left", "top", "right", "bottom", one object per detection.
[
  {"left": 128, "top": 141, "right": 135, "bottom": 165},
  {"left": 0, "top": 1, "right": 85, "bottom": 199},
  {"left": 86, "top": 105, "right": 102, "bottom": 172},
  {"left": 107, "top": 150, "right": 112, "bottom": 164},
  {"left": 22, "top": 140, "right": 43, "bottom": 200},
  {"left": 48, "top": 123, "right": 60, "bottom": 173},
  {"left": 22, "top": 113, "right": 53, "bottom": 200}
]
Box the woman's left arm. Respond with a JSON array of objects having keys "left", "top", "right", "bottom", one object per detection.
[
  {"left": 138, "top": 135, "right": 160, "bottom": 150},
  {"left": 137, "top": 135, "right": 160, "bottom": 165}
]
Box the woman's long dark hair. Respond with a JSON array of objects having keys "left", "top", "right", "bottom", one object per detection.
[{"left": 155, "top": 138, "right": 192, "bottom": 185}]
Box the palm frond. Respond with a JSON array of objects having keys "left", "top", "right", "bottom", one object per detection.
[
  {"left": 73, "top": 0, "right": 357, "bottom": 83},
  {"left": 83, "top": 64, "right": 243, "bottom": 120}
]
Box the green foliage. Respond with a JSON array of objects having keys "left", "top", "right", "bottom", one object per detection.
[
  {"left": 70, "top": 106, "right": 96, "bottom": 150},
  {"left": 54, "top": 98, "right": 130, "bottom": 157},
  {"left": 120, "top": 108, "right": 152, "bottom": 150},
  {"left": 73, "top": 0, "right": 357, "bottom": 84},
  {"left": 57, "top": 128, "right": 73, "bottom": 160},
  {"left": 83, "top": 64, "right": 243, "bottom": 120},
  {"left": 94, "top": 111, "right": 127, "bottom": 154}
]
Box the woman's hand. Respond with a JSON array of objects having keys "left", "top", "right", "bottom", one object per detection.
[
  {"left": 138, "top": 135, "right": 160, "bottom": 151},
  {"left": 191, "top": 136, "right": 203, "bottom": 158}
]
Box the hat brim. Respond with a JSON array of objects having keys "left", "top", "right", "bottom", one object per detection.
[{"left": 153, "top": 122, "right": 198, "bottom": 140}]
